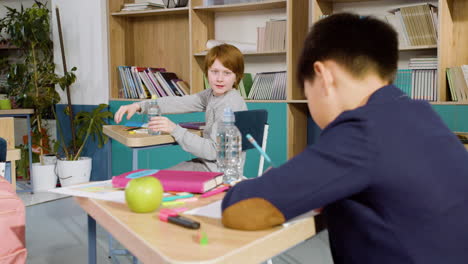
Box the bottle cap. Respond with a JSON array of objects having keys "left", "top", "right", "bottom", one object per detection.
[{"left": 222, "top": 107, "right": 235, "bottom": 123}]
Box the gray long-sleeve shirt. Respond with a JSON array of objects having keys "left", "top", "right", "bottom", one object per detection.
[{"left": 138, "top": 89, "right": 247, "bottom": 171}]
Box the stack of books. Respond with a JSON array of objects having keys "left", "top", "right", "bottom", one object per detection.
[
  {"left": 447, "top": 65, "right": 468, "bottom": 102},
  {"left": 117, "top": 66, "right": 189, "bottom": 99},
  {"left": 248, "top": 71, "right": 287, "bottom": 100},
  {"left": 121, "top": 2, "right": 165, "bottom": 12},
  {"left": 386, "top": 3, "right": 438, "bottom": 48},
  {"left": 408, "top": 57, "right": 438, "bottom": 101},
  {"left": 257, "top": 18, "right": 287, "bottom": 52}
]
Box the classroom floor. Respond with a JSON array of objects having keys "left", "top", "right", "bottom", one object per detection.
[{"left": 26, "top": 197, "right": 333, "bottom": 264}]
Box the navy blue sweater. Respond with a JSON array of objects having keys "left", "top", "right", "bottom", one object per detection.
[{"left": 222, "top": 85, "right": 468, "bottom": 264}]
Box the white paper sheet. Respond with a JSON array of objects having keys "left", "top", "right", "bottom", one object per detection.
[
  {"left": 184, "top": 200, "right": 222, "bottom": 219},
  {"left": 48, "top": 180, "right": 126, "bottom": 203}
]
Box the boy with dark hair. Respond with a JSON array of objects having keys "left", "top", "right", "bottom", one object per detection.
[{"left": 222, "top": 13, "right": 468, "bottom": 264}]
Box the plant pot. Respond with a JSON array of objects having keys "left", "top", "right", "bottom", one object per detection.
[
  {"left": 57, "top": 157, "right": 92, "bottom": 187},
  {"left": 40, "top": 154, "right": 57, "bottom": 165},
  {"left": 31, "top": 163, "right": 57, "bottom": 192},
  {"left": 0, "top": 99, "right": 11, "bottom": 110}
]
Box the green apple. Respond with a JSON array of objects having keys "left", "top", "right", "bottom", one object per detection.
[{"left": 125, "top": 176, "right": 163, "bottom": 213}]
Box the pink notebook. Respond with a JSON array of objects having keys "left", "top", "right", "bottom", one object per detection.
[{"left": 112, "top": 169, "right": 224, "bottom": 193}]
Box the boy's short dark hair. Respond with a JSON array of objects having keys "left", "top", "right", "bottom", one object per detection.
[
  {"left": 297, "top": 13, "right": 398, "bottom": 88},
  {"left": 204, "top": 44, "right": 244, "bottom": 88}
]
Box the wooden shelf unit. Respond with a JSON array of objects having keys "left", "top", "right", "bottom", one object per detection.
[
  {"left": 107, "top": 0, "right": 310, "bottom": 159},
  {"left": 312, "top": 0, "right": 468, "bottom": 104}
]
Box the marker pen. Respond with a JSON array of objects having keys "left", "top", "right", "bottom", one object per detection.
[{"left": 159, "top": 210, "right": 200, "bottom": 229}]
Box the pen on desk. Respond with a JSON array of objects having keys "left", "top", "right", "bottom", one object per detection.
[
  {"left": 162, "top": 194, "right": 194, "bottom": 202},
  {"left": 161, "top": 200, "right": 185, "bottom": 207},
  {"left": 168, "top": 215, "right": 200, "bottom": 229},
  {"left": 125, "top": 126, "right": 142, "bottom": 131},
  {"left": 200, "top": 185, "right": 230, "bottom": 198},
  {"left": 246, "top": 134, "right": 276, "bottom": 167},
  {"left": 159, "top": 209, "right": 200, "bottom": 229}
]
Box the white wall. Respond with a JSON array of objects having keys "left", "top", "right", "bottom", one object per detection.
[
  {"left": 215, "top": 8, "right": 287, "bottom": 75},
  {"left": 51, "top": 0, "right": 109, "bottom": 105}
]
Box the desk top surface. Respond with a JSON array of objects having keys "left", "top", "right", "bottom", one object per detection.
[
  {"left": 103, "top": 125, "right": 202, "bottom": 148},
  {"left": 76, "top": 194, "right": 316, "bottom": 264},
  {"left": 0, "top": 109, "right": 34, "bottom": 115}
]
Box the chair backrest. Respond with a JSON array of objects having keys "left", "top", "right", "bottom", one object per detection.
[
  {"left": 234, "top": 109, "right": 269, "bottom": 177},
  {"left": 234, "top": 109, "right": 268, "bottom": 151}
]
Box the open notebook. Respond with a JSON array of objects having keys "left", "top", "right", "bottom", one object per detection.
[{"left": 112, "top": 169, "right": 223, "bottom": 193}]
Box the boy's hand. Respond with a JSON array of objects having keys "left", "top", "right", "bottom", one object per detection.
[
  {"left": 114, "top": 103, "right": 141, "bottom": 124},
  {"left": 148, "top": 116, "right": 176, "bottom": 134}
]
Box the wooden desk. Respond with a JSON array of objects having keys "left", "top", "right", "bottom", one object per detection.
[
  {"left": 6, "top": 148, "right": 20, "bottom": 186},
  {"left": 75, "top": 194, "right": 316, "bottom": 264},
  {"left": 103, "top": 125, "right": 202, "bottom": 148},
  {"left": 0, "top": 109, "right": 34, "bottom": 192},
  {"left": 103, "top": 125, "right": 202, "bottom": 173}
]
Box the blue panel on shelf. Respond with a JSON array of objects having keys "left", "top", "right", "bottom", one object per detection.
[{"left": 56, "top": 104, "right": 110, "bottom": 181}]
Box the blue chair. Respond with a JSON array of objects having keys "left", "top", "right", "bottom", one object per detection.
[
  {"left": 0, "top": 137, "right": 6, "bottom": 162},
  {"left": 234, "top": 109, "right": 269, "bottom": 177}
]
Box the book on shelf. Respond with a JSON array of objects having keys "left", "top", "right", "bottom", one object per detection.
[
  {"left": 204, "top": 75, "right": 210, "bottom": 90},
  {"left": 248, "top": 71, "right": 286, "bottom": 100},
  {"left": 238, "top": 73, "right": 253, "bottom": 99},
  {"left": 135, "top": 0, "right": 165, "bottom": 5},
  {"left": 447, "top": 66, "right": 468, "bottom": 102},
  {"left": 388, "top": 3, "right": 438, "bottom": 48},
  {"left": 178, "top": 122, "right": 206, "bottom": 130},
  {"left": 257, "top": 18, "right": 286, "bottom": 52},
  {"left": 171, "top": 79, "right": 190, "bottom": 95},
  {"left": 156, "top": 72, "right": 183, "bottom": 96},
  {"left": 118, "top": 66, "right": 190, "bottom": 99},
  {"left": 112, "top": 169, "right": 224, "bottom": 193},
  {"left": 121, "top": 2, "right": 165, "bottom": 12}
]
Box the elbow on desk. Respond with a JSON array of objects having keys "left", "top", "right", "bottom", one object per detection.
[{"left": 222, "top": 197, "right": 286, "bottom": 230}]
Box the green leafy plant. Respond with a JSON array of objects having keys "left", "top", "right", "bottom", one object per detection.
[
  {"left": 55, "top": 103, "right": 113, "bottom": 161},
  {"left": 0, "top": 1, "right": 76, "bottom": 155}
]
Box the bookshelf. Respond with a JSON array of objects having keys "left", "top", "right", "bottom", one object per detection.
[
  {"left": 311, "top": 0, "right": 468, "bottom": 103},
  {"left": 106, "top": 0, "right": 468, "bottom": 160},
  {"left": 107, "top": 0, "right": 309, "bottom": 158}
]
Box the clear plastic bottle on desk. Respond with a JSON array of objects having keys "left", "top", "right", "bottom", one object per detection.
[
  {"left": 216, "top": 107, "right": 243, "bottom": 184},
  {"left": 147, "top": 95, "right": 161, "bottom": 136}
]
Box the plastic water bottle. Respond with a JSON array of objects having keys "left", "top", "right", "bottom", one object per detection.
[
  {"left": 216, "top": 108, "right": 243, "bottom": 184},
  {"left": 147, "top": 95, "right": 161, "bottom": 135}
]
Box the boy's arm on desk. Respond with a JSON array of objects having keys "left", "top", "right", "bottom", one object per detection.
[{"left": 222, "top": 122, "right": 375, "bottom": 230}]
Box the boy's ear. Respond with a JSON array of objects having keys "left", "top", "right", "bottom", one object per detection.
[{"left": 313, "top": 61, "right": 334, "bottom": 96}]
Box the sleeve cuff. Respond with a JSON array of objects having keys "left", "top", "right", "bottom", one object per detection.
[
  {"left": 171, "top": 125, "right": 187, "bottom": 141},
  {"left": 137, "top": 101, "right": 148, "bottom": 114}
]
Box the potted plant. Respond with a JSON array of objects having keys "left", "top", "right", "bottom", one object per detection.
[
  {"left": 0, "top": 1, "right": 79, "bottom": 190},
  {"left": 0, "top": 1, "right": 77, "bottom": 167},
  {"left": 55, "top": 103, "right": 112, "bottom": 187}
]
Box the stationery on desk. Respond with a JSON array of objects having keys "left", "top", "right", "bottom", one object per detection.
[
  {"left": 112, "top": 169, "right": 224, "bottom": 193},
  {"left": 246, "top": 133, "right": 277, "bottom": 167}
]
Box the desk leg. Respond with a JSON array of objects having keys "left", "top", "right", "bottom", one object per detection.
[
  {"left": 27, "top": 114, "right": 33, "bottom": 193},
  {"left": 88, "top": 215, "right": 97, "bottom": 264},
  {"left": 132, "top": 149, "right": 138, "bottom": 171},
  {"left": 108, "top": 141, "right": 112, "bottom": 180}
]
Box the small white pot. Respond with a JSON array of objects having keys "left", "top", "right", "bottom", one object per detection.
[
  {"left": 57, "top": 157, "right": 92, "bottom": 187},
  {"left": 31, "top": 163, "right": 57, "bottom": 192}
]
